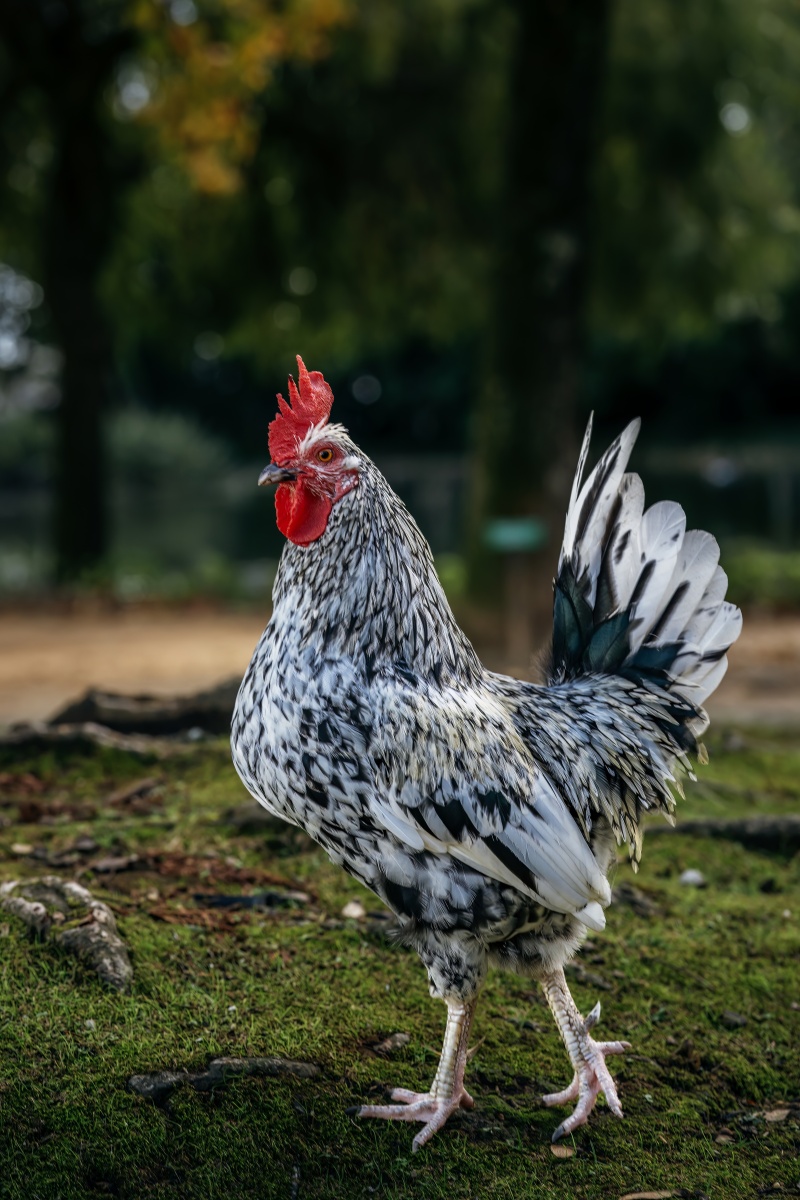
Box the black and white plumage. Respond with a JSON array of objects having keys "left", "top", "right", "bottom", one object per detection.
[{"left": 231, "top": 360, "right": 741, "bottom": 1150}]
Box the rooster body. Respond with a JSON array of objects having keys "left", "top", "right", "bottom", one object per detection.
[{"left": 232, "top": 359, "right": 742, "bottom": 1149}]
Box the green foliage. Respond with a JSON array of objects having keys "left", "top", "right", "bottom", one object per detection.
[
  {"left": 724, "top": 542, "right": 800, "bottom": 609},
  {"left": 102, "top": 0, "right": 505, "bottom": 377},
  {"left": 0, "top": 731, "right": 799, "bottom": 1197},
  {"left": 0, "top": 409, "right": 52, "bottom": 480},
  {"left": 592, "top": 0, "right": 800, "bottom": 341},
  {"left": 94, "top": 0, "right": 800, "bottom": 372}
]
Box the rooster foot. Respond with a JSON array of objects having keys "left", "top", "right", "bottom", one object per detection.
[
  {"left": 540, "top": 966, "right": 631, "bottom": 1141},
  {"left": 352, "top": 1085, "right": 474, "bottom": 1152},
  {"left": 349, "top": 995, "right": 478, "bottom": 1151},
  {"left": 542, "top": 997, "right": 630, "bottom": 1141}
]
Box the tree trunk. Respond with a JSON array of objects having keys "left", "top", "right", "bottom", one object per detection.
[
  {"left": 472, "top": 0, "right": 610, "bottom": 597},
  {"left": 46, "top": 140, "right": 113, "bottom": 582},
  {"left": 0, "top": 1, "right": 137, "bottom": 583},
  {"left": 44, "top": 51, "right": 123, "bottom": 582}
]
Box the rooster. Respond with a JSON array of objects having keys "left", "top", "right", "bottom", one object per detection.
[{"left": 231, "top": 357, "right": 742, "bottom": 1151}]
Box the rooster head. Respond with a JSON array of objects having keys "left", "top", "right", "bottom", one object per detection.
[{"left": 259, "top": 356, "right": 359, "bottom": 546}]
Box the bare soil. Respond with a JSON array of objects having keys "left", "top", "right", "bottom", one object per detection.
[{"left": 0, "top": 604, "right": 796, "bottom": 727}]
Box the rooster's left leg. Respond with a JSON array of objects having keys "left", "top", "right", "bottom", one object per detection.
[
  {"left": 540, "top": 965, "right": 630, "bottom": 1141},
  {"left": 351, "top": 995, "right": 477, "bottom": 1152}
]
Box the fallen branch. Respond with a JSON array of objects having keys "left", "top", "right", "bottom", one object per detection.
[
  {"left": 128, "top": 1056, "right": 319, "bottom": 1103},
  {"left": 648, "top": 815, "right": 800, "bottom": 855},
  {"left": 0, "top": 876, "right": 133, "bottom": 992},
  {"left": 0, "top": 721, "right": 180, "bottom": 758},
  {"left": 50, "top": 681, "right": 240, "bottom": 736}
]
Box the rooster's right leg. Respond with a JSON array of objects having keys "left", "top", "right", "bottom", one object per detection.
[
  {"left": 351, "top": 995, "right": 477, "bottom": 1152},
  {"left": 540, "top": 965, "right": 630, "bottom": 1140}
]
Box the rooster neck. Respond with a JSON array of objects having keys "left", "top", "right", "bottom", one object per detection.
[{"left": 270, "top": 460, "right": 481, "bottom": 685}]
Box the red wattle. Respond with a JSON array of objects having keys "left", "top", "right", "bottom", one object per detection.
[{"left": 275, "top": 480, "right": 332, "bottom": 546}]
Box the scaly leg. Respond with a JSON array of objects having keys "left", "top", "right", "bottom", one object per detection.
[
  {"left": 540, "top": 966, "right": 630, "bottom": 1141},
  {"left": 351, "top": 996, "right": 477, "bottom": 1152}
]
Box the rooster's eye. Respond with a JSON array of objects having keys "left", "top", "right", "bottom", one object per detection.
[{"left": 317, "top": 448, "right": 334, "bottom": 463}]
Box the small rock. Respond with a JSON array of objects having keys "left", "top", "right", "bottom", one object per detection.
[
  {"left": 10, "top": 843, "right": 33, "bottom": 856},
  {"left": 374, "top": 1031, "right": 410, "bottom": 1055},
  {"left": 341, "top": 900, "right": 366, "bottom": 920},
  {"left": 764, "top": 1108, "right": 789, "bottom": 1123},
  {"left": 72, "top": 835, "right": 99, "bottom": 854},
  {"left": 91, "top": 854, "right": 139, "bottom": 874},
  {"left": 85, "top": 1018, "right": 96, "bottom": 1031},
  {"left": 720, "top": 1009, "right": 747, "bottom": 1029},
  {"left": 679, "top": 868, "right": 706, "bottom": 888}
]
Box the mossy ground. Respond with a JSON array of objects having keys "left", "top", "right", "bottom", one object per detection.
[{"left": 0, "top": 728, "right": 798, "bottom": 1200}]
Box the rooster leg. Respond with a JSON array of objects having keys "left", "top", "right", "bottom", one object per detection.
[
  {"left": 352, "top": 996, "right": 477, "bottom": 1152},
  {"left": 540, "top": 966, "right": 630, "bottom": 1141}
]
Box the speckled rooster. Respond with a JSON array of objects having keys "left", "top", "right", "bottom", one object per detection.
[{"left": 231, "top": 357, "right": 742, "bottom": 1151}]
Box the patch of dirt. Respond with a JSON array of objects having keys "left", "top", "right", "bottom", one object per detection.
[
  {"left": 0, "top": 608, "right": 265, "bottom": 726},
  {"left": 0, "top": 607, "right": 798, "bottom": 727}
]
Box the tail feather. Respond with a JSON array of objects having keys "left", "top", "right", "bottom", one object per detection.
[
  {"left": 638, "top": 529, "right": 720, "bottom": 648},
  {"left": 596, "top": 471, "right": 645, "bottom": 612},
  {"left": 560, "top": 418, "right": 641, "bottom": 608},
  {"left": 627, "top": 500, "right": 686, "bottom": 642},
  {"left": 551, "top": 416, "right": 742, "bottom": 738},
  {"left": 683, "top": 567, "right": 729, "bottom": 644}
]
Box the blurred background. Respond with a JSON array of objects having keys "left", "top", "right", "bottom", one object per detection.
[{"left": 0, "top": 0, "right": 798, "bottom": 723}]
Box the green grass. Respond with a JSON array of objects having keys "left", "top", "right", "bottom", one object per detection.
[{"left": 0, "top": 731, "right": 799, "bottom": 1199}]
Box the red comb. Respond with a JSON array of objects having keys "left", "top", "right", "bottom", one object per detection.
[{"left": 268, "top": 356, "right": 334, "bottom": 463}]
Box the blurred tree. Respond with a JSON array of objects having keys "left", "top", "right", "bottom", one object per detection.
[
  {"left": 592, "top": 0, "right": 800, "bottom": 343},
  {"left": 473, "top": 0, "right": 610, "bottom": 565},
  {"left": 0, "top": 1, "right": 137, "bottom": 582},
  {"left": 585, "top": 0, "right": 800, "bottom": 449},
  {"left": 0, "top": 0, "right": 348, "bottom": 582},
  {"left": 2, "top": 0, "right": 800, "bottom": 590}
]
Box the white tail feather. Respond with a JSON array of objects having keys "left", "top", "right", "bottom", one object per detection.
[
  {"left": 604, "top": 473, "right": 645, "bottom": 611},
  {"left": 557, "top": 416, "right": 742, "bottom": 725}
]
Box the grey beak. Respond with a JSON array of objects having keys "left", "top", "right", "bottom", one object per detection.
[{"left": 258, "top": 463, "right": 297, "bottom": 487}]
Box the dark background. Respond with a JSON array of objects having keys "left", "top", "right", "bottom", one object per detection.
[{"left": 0, "top": 0, "right": 798, "bottom": 605}]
